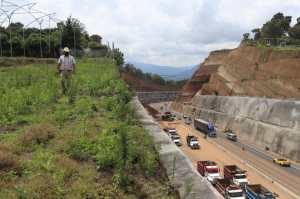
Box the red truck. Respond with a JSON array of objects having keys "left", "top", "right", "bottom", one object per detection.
[
  {"left": 215, "top": 178, "right": 245, "bottom": 199},
  {"left": 197, "top": 161, "right": 221, "bottom": 184},
  {"left": 224, "top": 165, "right": 248, "bottom": 188}
]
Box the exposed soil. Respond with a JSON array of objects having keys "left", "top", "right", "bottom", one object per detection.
[
  {"left": 176, "top": 44, "right": 300, "bottom": 102},
  {"left": 121, "top": 72, "right": 181, "bottom": 92}
]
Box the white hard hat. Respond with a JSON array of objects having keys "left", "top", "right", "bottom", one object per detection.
[{"left": 63, "top": 47, "right": 70, "bottom": 52}]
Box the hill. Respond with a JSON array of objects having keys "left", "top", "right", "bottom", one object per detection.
[
  {"left": 175, "top": 44, "right": 300, "bottom": 102},
  {"left": 0, "top": 58, "right": 177, "bottom": 198},
  {"left": 130, "top": 62, "right": 198, "bottom": 80}
]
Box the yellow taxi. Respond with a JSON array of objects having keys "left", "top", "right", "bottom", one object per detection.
[{"left": 273, "top": 158, "right": 291, "bottom": 167}]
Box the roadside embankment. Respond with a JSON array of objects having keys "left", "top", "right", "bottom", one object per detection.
[
  {"left": 132, "top": 97, "right": 221, "bottom": 199},
  {"left": 173, "top": 95, "right": 300, "bottom": 161}
]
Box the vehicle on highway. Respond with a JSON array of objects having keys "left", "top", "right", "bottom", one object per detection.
[
  {"left": 171, "top": 135, "right": 182, "bottom": 146},
  {"left": 162, "top": 112, "right": 175, "bottom": 121},
  {"left": 194, "top": 118, "right": 217, "bottom": 137},
  {"left": 245, "top": 184, "right": 277, "bottom": 199},
  {"left": 224, "top": 165, "right": 248, "bottom": 189},
  {"left": 185, "top": 117, "right": 192, "bottom": 125},
  {"left": 197, "top": 161, "right": 221, "bottom": 184},
  {"left": 186, "top": 135, "right": 200, "bottom": 149},
  {"left": 273, "top": 158, "right": 291, "bottom": 167},
  {"left": 215, "top": 178, "right": 245, "bottom": 199},
  {"left": 225, "top": 132, "right": 238, "bottom": 142}
]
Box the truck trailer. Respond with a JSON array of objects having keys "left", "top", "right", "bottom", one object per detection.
[
  {"left": 194, "top": 118, "right": 217, "bottom": 137},
  {"left": 224, "top": 165, "right": 248, "bottom": 188},
  {"left": 245, "top": 184, "right": 277, "bottom": 199},
  {"left": 197, "top": 161, "right": 221, "bottom": 184},
  {"left": 215, "top": 178, "right": 245, "bottom": 199}
]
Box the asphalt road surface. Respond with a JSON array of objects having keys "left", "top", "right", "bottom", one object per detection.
[{"left": 161, "top": 120, "right": 300, "bottom": 199}]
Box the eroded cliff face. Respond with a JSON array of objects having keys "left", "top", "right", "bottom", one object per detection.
[
  {"left": 177, "top": 44, "right": 300, "bottom": 103},
  {"left": 172, "top": 44, "right": 300, "bottom": 160}
]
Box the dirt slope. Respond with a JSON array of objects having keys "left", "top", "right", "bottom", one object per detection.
[
  {"left": 176, "top": 44, "right": 300, "bottom": 102},
  {"left": 121, "top": 72, "right": 181, "bottom": 91}
]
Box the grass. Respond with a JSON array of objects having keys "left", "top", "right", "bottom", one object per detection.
[{"left": 0, "top": 58, "right": 177, "bottom": 199}]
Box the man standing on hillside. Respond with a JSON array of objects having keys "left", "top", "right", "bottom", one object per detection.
[{"left": 57, "top": 47, "right": 76, "bottom": 94}]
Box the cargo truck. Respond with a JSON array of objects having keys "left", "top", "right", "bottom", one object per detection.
[
  {"left": 245, "top": 184, "right": 277, "bottom": 199},
  {"left": 186, "top": 135, "right": 200, "bottom": 149},
  {"left": 224, "top": 165, "right": 248, "bottom": 188},
  {"left": 215, "top": 178, "right": 245, "bottom": 199},
  {"left": 162, "top": 112, "right": 175, "bottom": 121},
  {"left": 197, "top": 161, "right": 221, "bottom": 184},
  {"left": 194, "top": 118, "right": 217, "bottom": 137}
]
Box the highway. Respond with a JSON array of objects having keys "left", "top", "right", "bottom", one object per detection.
[{"left": 148, "top": 102, "right": 300, "bottom": 199}]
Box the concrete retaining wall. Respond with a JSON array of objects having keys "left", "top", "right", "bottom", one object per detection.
[
  {"left": 137, "top": 91, "right": 179, "bottom": 104},
  {"left": 180, "top": 95, "right": 300, "bottom": 161},
  {"left": 132, "top": 97, "right": 221, "bottom": 199}
]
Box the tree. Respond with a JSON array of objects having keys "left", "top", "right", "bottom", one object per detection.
[
  {"left": 252, "top": 28, "right": 261, "bottom": 41},
  {"left": 289, "top": 21, "right": 300, "bottom": 40},
  {"left": 242, "top": 33, "right": 250, "bottom": 41},
  {"left": 112, "top": 48, "right": 124, "bottom": 66},
  {"left": 25, "top": 33, "right": 48, "bottom": 57},
  {"left": 90, "top": 34, "right": 102, "bottom": 44},
  {"left": 60, "top": 16, "right": 86, "bottom": 50},
  {"left": 261, "top": 13, "right": 292, "bottom": 38}
]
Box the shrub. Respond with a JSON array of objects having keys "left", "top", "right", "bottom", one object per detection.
[
  {"left": 22, "top": 174, "right": 64, "bottom": 199},
  {"left": 66, "top": 137, "right": 93, "bottom": 161},
  {"left": 57, "top": 155, "right": 79, "bottom": 183},
  {"left": 0, "top": 150, "right": 21, "bottom": 172},
  {"left": 19, "top": 123, "right": 56, "bottom": 151}
]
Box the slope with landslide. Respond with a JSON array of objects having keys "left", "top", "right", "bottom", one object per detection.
[{"left": 175, "top": 43, "right": 300, "bottom": 106}]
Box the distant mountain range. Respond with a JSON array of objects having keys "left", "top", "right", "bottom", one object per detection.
[{"left": 128, "top": 62, "right": 199, "bottom": 80}]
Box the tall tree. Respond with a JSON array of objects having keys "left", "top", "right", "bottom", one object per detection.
[
  {"left": 60, "top": 16, "right": 86, "bottom": 50},
  {"left": 261, "top": 13, "right": 292, "bottom": 38},
  {"left": 289, "top": 19, "right": 300, "bottom": 40}
]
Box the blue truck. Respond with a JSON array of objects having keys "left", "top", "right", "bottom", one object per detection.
[
  {"left": 245, "top": 184, "right": 277, "bottom": 199},
  {"left": 194, "top": 118, "right": 217, "bottom": 137}
]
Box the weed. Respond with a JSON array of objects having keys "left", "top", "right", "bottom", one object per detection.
[
  {"left": 19, "top": 124, "right": 56, "bottom": 151},
  {"left": 0, "top": 150, "right": 20, "bottom": 173}
]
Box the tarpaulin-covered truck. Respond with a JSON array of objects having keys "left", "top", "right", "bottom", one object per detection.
[{"left": 245, "top": 184, "right": 277, "bottom": 199}]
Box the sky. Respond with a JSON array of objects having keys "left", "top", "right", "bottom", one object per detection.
[{"left": 5, "top": 0, "right": 300, "bottom": 67}]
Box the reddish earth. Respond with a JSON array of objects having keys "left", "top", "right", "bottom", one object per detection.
[
  {"left": 121, "top": 72, "right": 181, "bottom": 91},
  {"left": 176, "top": 44, "right": 300, "bottom": 103}
]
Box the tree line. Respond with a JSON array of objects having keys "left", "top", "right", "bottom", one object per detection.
[
  {"left": 0, "top": 16, "right": 108, "bottom": 57},
  {"left": 122, "top": 63, "right": 186, "bottom": 87},
  {"left": 243, "top": 13, "right": 300, "bottom": 46}
]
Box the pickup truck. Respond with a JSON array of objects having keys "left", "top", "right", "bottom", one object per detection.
[
  {"left": 186, "top": 135, "right": 200, "bottom": 149},
  {"left": 224, "top": 165, "right": 248, "bottom": 188},
  {"left": 225, "top": 132, "right": 238, "bottom": 142},
  {"left": 185, "top": 117, "right": 192, "bottom": 125},
  {"left": 197, "top": 161, "right": 221, "bottom": 184},
  {"left": 215, "top": 178, "right": 245, "bottom": 199},
  {"left": 245, "top": 184, "right": 277, "bottom": 199},
  {"left": 171, "top": 135, "right": 182, "bottom": 146}
]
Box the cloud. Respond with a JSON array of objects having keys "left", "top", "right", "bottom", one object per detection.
[{"left": 4, "top": 0, "right": 300, "bottom": 66}]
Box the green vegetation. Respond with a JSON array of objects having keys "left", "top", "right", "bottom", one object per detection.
[
  {"left": 0, "top": 16, "right": 107, "bottom": 57},
  {"left": 0, "top": 58, "right": 177, "bottom": 199},
  {"left": 243, "top": 13, "right": 300, "bottom": 47},
  {"left": 122, "top": 63, "right": 187, "bottom": 87}
]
